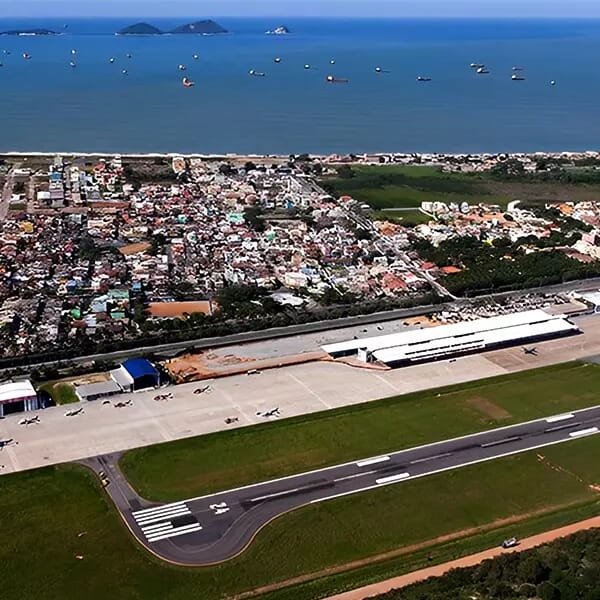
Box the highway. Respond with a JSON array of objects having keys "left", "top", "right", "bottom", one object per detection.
[{"left": 88, "top": 405, "right": 600, "bottom": 566}]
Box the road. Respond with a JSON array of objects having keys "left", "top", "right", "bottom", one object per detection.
[
  {"left": 86, "top": 406, "right": 600, "bottom": 566},
  {"left": 0, "top": 164, "right": 19, "bottom": 221}
]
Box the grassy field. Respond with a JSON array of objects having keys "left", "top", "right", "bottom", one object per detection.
[
  {"left": 321, "top": 165, "right": 600, "bottom": 211},
  {"left": 1, "top": 436, "right": 599, "bottom": 600},
  {"left": 120, "top": 362, "right": 600, "bottom": 501},
  {"left": 371, "top": 208, "right": 433, "bottom": 226},
  {"left": 37, "top": 381, "right": 79, "bottom": 405}
]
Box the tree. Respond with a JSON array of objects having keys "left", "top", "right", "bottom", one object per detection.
[
  {"left": 336, "top": 164, "right": 355, "bottom": 179},
  {"left": 537, "top": 581, "right": 560, "bottom": 600}
]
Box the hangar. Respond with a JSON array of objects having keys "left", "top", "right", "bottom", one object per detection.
[
  {"left": 322, "top": 309, "right": 579, "bottom": 367},
  {"left": 110, "top": 358, "right": 161, "bottom": 392},
  {"left": 0, "top": 380, "right": 39, "bottom": 417}
]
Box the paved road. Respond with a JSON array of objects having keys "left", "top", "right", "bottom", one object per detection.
[
  {"left": 86, "top": 406, "right": 600, "bottom": 566},
  {"left": 0, "top": 164, "right": 18, "bottom": 221}
]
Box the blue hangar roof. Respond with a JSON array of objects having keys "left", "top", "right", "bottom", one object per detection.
[{"left": 121, "top": 358, "right": 159, "bottom": 381}]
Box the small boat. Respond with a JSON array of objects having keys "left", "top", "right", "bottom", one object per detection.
[
  {"left": 417, "top": 76, "right": 432, "bottom": 82},
  {"left": 476, "top": 67, "right": 490, "bottom": 74},
  {"left": 304, "top": 64, "right": 311, "bottom": 70},
  {"left": 511, "top": 74, "right": 525, "bottom": 81},
  {"left": 178, "top": 64, "right": 186, "bottom": 71},
  {"left": 121, "top": 69, "right": 128, "bottom": 75},
  {"left": 2, "top": 50, "right": 10, "bottom": 55},
  {"left": 109, "top": 57, "right": 115, "bottom": 63},
  {"left": 126, "top": 53, "right": 132, "bottom": 59},
  {"left": 23, "top": 52, "right": 32, "bottom": 60},
  {"left": 470, "top": 62, "right": 484, "bottom": 68},
  {"left": 274, "top": 57, "right": 281, "bottom": 63},
  {"left": 512, "top": 66, "right": 524, "bottom": 71},
  {"left": 330, "top": 59, "right": 336, "bottom": 65},
  {"left": 248, "top": 69, "right": 266, "bottom": 77},
  {"left": 550, "top": 80, "right": 556, "bottom": 86},
  {"left": 326, "top": 75, "right": 349, "bottom": 83},
  {"left": 182, "top": 77, "right": 195, "bottom": 87},
  {"left": 375, "top": 66, "right": 382, "bottom": 73},
  {"left": 192, "top": 54, "right": 199, "bottom": 60},
  {"left": 69, "top": 61, "right": 76, "bottom": 68},
  {"left": 71, "top": 49, "right": 77, "bottom": 55}
]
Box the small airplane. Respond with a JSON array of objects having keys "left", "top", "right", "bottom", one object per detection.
[
  {"left": 19, "top": 415, "right": 40, "bottom": 425},
  {"left": 193, "top": 385, "right": 212, "bottom": 395},
  {"left": 0, "top": 438, "right": 16, "bottom": 450},
  {"left": 257, "top": 407, "right": 281, "bottom": 418},
  {"left": 522, "top": 347, "right": 538, "bottom": 355},
  {"left": 224, "top": 416, "right": 239, "bottom": 425},
  {"left": 209, "top": 502, "right": 230, "bottom": 515},
  {"left": 114, "top": 399, "right": 133, "bottom": 408},
  {"left": 64, "top": 407, "right": 84, "bottom": 417}
]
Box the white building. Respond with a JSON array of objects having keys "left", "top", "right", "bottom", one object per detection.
[
  {"left": 322, "top": 310, "right": 579, "bottom": 366},
  {"left": 0, "top": 380, "right": 39, "bottom": 417}
]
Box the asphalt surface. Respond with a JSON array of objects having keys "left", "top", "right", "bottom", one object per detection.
[{"left": 85, "top": 405, "right": 600, "bottom": 566}]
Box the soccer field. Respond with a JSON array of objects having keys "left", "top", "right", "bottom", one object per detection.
[{"left": 121, "top": 362, "right": 600, "bottom": 501}]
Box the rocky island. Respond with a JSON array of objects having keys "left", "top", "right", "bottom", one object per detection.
[
  {"left": 116, "top": 22, "right": 163, "bottom": 35},
  {"left": 1, "top": 28, "right": 59, "bottom": 36},
  {"left": 266, "top": 25, "right": 290, "bottom": 35},
  {"left": 170, "top": 20, "right": 228, "bottom": 34},
  {"left": 116, "top": 20, "right": 228, "bottom": 35}
]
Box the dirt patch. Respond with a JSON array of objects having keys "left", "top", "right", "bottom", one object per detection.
[
  {"left": 324, "top": 516, "right": 600, "bottom": 600},
  {"left": 467, "top": 397, "right": 511, "bottom": 420}
]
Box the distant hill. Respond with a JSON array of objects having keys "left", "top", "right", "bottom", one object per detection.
[
  {"left": 1, "top": 28, "right": 59, "bottom": 36},
  {"left": 170, "top": 20, "right": 227, "bottom": 34},
  {"left": 117, "top": 22, "right": 163, "bottom": 35}
]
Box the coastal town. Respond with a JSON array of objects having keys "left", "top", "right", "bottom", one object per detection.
[{"left": 2, "top": 151, "right": 600, "bottom": 361}]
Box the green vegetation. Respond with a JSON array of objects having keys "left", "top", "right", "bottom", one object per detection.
[
  {"left": 37, "top": 381, "right": 78, "bottom": 405},
  {"left": 121, "top": 362, "right": 600, "bottom": 501},
  {"left": 371, "top": 209, "right": 433, "bottom": 227},
  {"left": 320, "top": 164, "right": 600, "bottom": 211},
  {"left": 414, "top": 235, "right": 600, "bottom": 296},
  {"left": 2, "top": 435, "right": 600, "bottom": 600},
  {"left": 369, "top": 528, "right": 600, "bottom": 600}
]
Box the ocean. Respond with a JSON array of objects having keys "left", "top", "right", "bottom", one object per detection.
[{"left": 0, "top": 17, "right": 599, "bottom": 154}]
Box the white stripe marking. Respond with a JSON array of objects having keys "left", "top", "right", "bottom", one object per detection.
[
  {"left": 141, "top": 522, "right": 174, "bottom": 534},
  {"left": 569, "top": 427, "right": 599, "bottom": 438},
  {"left": 132, "top": 502, "right": 185, "bottom": 517},
  {"left": 376, "top": 472, "right": 409, "bottom": 485},
  {"left": 134, "top": 508, "right": 191, "bottom": 525},
  {"left": 356, "top": 456, "right": 390, "bottom": 467},
  {"left": 146, "top": 524, "right": 203, "bottom": 543},
  {"left": 134, "top": 506, "right": 190, "bottom": 522},
  {"left": 546, "top": 413, "right": 574, "bottom": 423}
]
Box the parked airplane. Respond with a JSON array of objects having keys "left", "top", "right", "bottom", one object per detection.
[
  {"left": 65, "top": 407, "right": 84, "bottom": 417},
  {"left": 193, "top": 385, "right": 212, "bottom": 395},
  {"left": 257, "top": 407, "right": 281, "bottom": 418},
  {"left": 18, "top": 415, "right": 40, "bottom": 426},
  {"left": 114, "top": 399, "right": 133, "bottom": 408},
  {"left": 0, "top": 438, "right": 16, "bottom": 450},
  {"left": 522, "top": 347, "right": 538, "bottom": 355}
]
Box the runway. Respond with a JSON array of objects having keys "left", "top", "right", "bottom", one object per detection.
[{"left": 89, "top": 405, "right": 600, "bottom": 565}]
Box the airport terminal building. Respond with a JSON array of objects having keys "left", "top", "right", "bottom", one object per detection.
[{"left": 322, "top": 309, "right": 579, "bottom": 367}]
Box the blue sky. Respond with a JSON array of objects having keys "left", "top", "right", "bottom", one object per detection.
[{"left": 2, "top": 0, "right": 600, "bottom": 18}]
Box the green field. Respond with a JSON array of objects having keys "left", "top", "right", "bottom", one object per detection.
[
  {"left": 37, "top": 381, "right": 78, "bottom": 405},
  {"left": 121, "top": 362, "right": 600, "bottom": 501},
  {"left": 321, "top": 165, "right": 600, "bottom": 211},
  {"left": 1, "top": 435, "right": 599, "bottom": 600}
]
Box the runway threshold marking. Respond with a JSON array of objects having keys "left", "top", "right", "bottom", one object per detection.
[
  {"left": 135, "top": 508, "right": 191, "bottom": 525},
  {"left": 356, "top": 456, "right": 390, "bottom": 467},
  {"left": 546, "top": 413, "right": 574, "bottom": 423},
  {"left": 145, "top": 523, "right": 203, "bottom": 543},
  {"left": 132, "top": 502, "right": 186, "bottom": 517},
  {"left": 376, "top": 472, "right": 410, "bottom": 485},
  {"left": 569, "top": 427, "right": 599, "bottom": 438}
]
